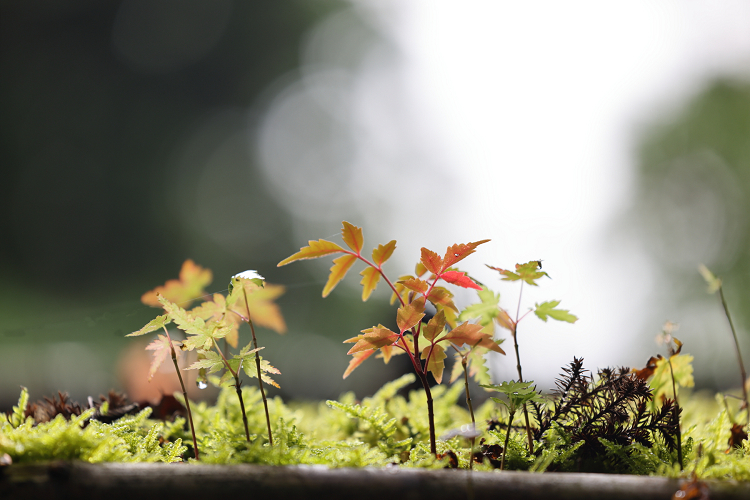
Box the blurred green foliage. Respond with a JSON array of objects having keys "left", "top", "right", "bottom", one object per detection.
[{"left": 633, "top": 79, "right": 750, "bottom": 335}]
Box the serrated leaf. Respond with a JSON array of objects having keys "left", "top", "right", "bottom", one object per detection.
[
  {"left": 440, "top": 270, "right": 482, "bottom": 290},
  {"left": 482, "top": 380, "right": 545, "bottom": 412},
  {"left": 343, "top": 350, "right": 375, "bottom": 379},
  {"left": 534, "top": 300, "right": 578, "bottom": 323},
  {"left": 128, "top": 314, "right": 171, "bottom": 337},
  {"left": 450, "top": 349, "right": 493, "bottom": 386},
  {"left": 372, "top": 240, "right": 397, "bottom": 266},
  {"left": 341, "top": 221, "right": 364, "bottom": 254},
  {"left": 495, "top": 308, "right": 515, "bottom": 331},
  {"left": 227, "top": 281, "right": 287, "bottom": 334},
  {"left": 240, "top": 356, "right": 281, "bottom": 388},
  {"left": 158, "top": 295, "right": 210, "bottom": 338},
  {"left": 323, "top": 254, "right": 358, "bottom": 297},
  {"left": 458, "top": 287, "right": 500, "bottom": 326},
  {"left": 399, "top": 277, "right": 429, "bottom": 295},
  {"left": 397, "top": 296, "right": 425, "bottom": 333},
  {"left": 698, "top": 264, "right": 722, "bottom": 294},
  {"left": 359, "top": 266, "right": 381, "bottom": 301},
  {"left": 650, "top": 353, "right": 694, "bottom": 404},
  {"left": 421, "top": 343, "right": 447, "bottom": 383},
  {"left": 141, "top": 259, "right": 213, "bottom": 307},
  {"left": 390, "top": 274, "right": 414, "bottom": 305},
  {"left": 277, "top": 239, "right": 346, "bottom": 266},
  {"left": 346, "top": 325, "right": 399, "bottom": 354},
  {"left": 186, "top": 350, "right": 225, "bottom": 374},
  {"left": 426, "top": 287, "right": 457, "bottom": 312},
  {"left": 422, "top": 309, "right": 446, "bottom": 342},
  {"left": 145, "top": 334, "right": 182, "bottom": 381},
  {"left": 442, "top": 322, "right": 505, "bottom": 354},
  {"left": 442, "top": 240, "right": 490, "bottom": 268},
  {"left": 420, "top": 247, "right": 443, "bottom": 275},
  {"left": 488, "top": 261, "right": 549, "bottom": 286},
  {"left": 190, "top": 293, "right": 241, "bottom": 348}
]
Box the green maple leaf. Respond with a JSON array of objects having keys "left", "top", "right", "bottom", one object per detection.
[
  {"left": 186, "top": 349, "right": 226, "bottom": 375},
  {"left": 482, "top": 380, "right": 545, "bottom": 414},
  {"left": 488, "top": 261, "right": 549, "bottom": 286},
  {"left": 127, "top": 314, "right": 171, "bottom": 337},
  {"left": 534, "top": 300, "right": 578, "bottom": 323},
  {"left": 458, "top": 287, "right": 500, "bottom": 326}
]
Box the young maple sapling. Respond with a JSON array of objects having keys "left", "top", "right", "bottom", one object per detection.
[
  {"left": 481, "top": 380, "right": 545, "bottom": 470},
  {"left": 129, "top": 260, "right": 286, "bottom": 451},
  {"left": 278, "top": 221, "right": 504, "bottom": 455},
  {"left": 463, "top": 261, "right": 577, "bottom": 453}
]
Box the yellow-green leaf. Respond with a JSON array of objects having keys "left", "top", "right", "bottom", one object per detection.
[
  {"left": 277, "top": 239, "right": 345, "bottom": 267},
  {"left": 422, "top": 309, "right": 446, "bottom": 343},
  {"left": 341, "top": 221, "right": 364, "bottom": 254},
  {"left": 128, "top": 314, "right": 171, "bottom": 337},
  {"left": 372, "top": 240, "right": 397, "bottom": 266},
  {"left": 323, "top": 254, "right": 358, "bottom": 297},
  {"left": 360, "top": 266, "right": 381, "bottom": 301},
  {"left": 421, "top": 343, "right": 447, "bottom": 383}
]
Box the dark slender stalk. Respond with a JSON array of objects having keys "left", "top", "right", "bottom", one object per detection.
[
  {"left": 501, "top": 410, "right": 514, "bottom": 471},
  {"left": 416, "top": 369, "right": 437, "bottom": 455},
  {"left": 461, "top": 351, "right": 476, "bottom": 470},
  {"left": 164, "top": 329, "right": 199, "bottom": 460},
  {"left": 210, "top": 336, "right": 251, "bottom": 441},
  {"left": 233, "top": 374, "right": 251, "bottom": 442},
  {"left": 718, "top": 287, "right": 750, "bottom": 425},
  {"left": 244, "top": 289, "right": 273, "bottom": 446},
  {"left": 666, "top": 358, "right": 683, "bottom": 469},
  {"left": 512, "top": 282, "right": 535, "bottom": 454}
]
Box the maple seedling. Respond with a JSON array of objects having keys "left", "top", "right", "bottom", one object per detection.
[
  {"left": 130, "top": 260, "right": 286, "bottom": 448},
  {"left": 471, "top": 261, "right": 578, "bottom": 453},
  {"left": 128, "top": 316, "right": 200, "bottom": 460},
  {"left": 278, "top": 221, "right": 503, "bottom": 455},
  {"left": 481, "top": 380, "right": 545, "bottom": 470}
]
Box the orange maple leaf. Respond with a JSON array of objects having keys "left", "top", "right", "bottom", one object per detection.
[{"left": 141, "top": 259, "right": 213, "bottom": 308}]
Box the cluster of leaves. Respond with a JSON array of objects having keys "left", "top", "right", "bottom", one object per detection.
[
  {"left": 279, "top": 221, "right": 503, "bottom": 384},
  {"left": 130, "top": 261, "right": 285, "bottom": 389}
]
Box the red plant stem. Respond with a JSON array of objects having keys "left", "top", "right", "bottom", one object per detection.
[
  {"left": 244, "top": 289, "right": 274, "bottom": 446},
  {"left": 163, "top": 329, "right": 199, "bottom": 460},
  {"left": 718, "top": 287, "right": 750, "bottom": 425},
  {"left": 353, "top": 252, "right": 406, "bottom": 306}
]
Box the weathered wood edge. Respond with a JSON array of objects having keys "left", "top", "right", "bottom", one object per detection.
[{"left": 2, "top": 462, "right": 749, "bottom": 500}]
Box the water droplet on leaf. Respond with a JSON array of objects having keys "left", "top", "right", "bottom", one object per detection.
[{"left": 197, "top": 380, "right": 208, "bottom": 390}]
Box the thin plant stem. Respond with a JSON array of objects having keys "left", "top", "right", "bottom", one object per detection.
[
  {"left": 414, "top": 369, "right": 437, "bottom": 455},
  {"left": 163, "top": 328, "right": 199, "bottom": 460},
  {"left": 718, "top": 287, "right": 750, "bottom": 425},
  {"left": 209, "top": 336, "right": 251, "bottom": 441},
  {"left": 501, "top": 410, "right": 515, "bottom": 471},
  {"left": 462, "top": 354, "right": 476, "bottom": 470},
  {"left": 666, "top": 357, "right": 683, "bottom": 469},
  {"left": 244, "top": 289, "right": 274, "bottom": 446},
  {"left": 512, "top": 282, "right": 535, "bottom": 454}
]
